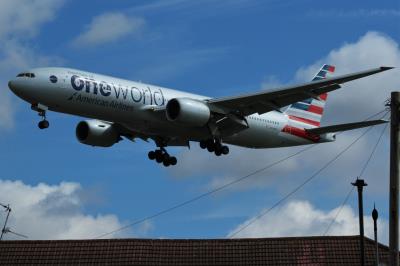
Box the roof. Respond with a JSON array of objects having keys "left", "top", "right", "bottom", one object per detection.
[{"left": 0, "top": 235, "right": 396, "bottom": 265}]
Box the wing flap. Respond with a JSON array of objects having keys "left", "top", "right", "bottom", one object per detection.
[{"left": 305, "top": 119, "right": 387, "bottom": 135}]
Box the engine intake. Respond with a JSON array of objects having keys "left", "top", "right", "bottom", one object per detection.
[
  {"left": 166, "top": 98, "right": 210, "bottom": 127},
  {"left": 76, "top": 120, "right": 120, "bottom": 147}
]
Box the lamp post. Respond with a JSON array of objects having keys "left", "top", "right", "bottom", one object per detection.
[
  {"left": 372, "top": 204, "right": 379, "bottom": 266},
  {"left": 352, "top": 178, "right": 367, "bottom": 266}
]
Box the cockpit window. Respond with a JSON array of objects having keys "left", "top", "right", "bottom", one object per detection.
[{"left": 16, "top": 73, "right": 36, "bottom": 78}]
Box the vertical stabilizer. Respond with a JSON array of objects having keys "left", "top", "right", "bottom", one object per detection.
[{"left": 284, "top": 64, "right": 335, "bottom": 128}]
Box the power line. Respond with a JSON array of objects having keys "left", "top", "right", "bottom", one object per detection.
[
  {"left": 323, "top": 186, "right": 355, "bottom": 236},
  {"left": 323, "top": 119, "right": 389, "bottom": 236},
  {"left": 359, "top": 121, "right": 389, "bottom": 178},
  {"left": 363, "top": 109, "right": 388, "bottom": 121},
  {"left": 229, "top": 124, "right": 378, "bottom": 238},
  {"left": 95, "top": 109, "right": 388, "bottom": 239},
  {"left": 95, "top": 145, "right": 315, "bottom": 239}
]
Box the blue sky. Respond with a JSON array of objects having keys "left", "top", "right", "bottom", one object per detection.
[{"left": 0, "top": 0, "right": 399, "bottom": 240}]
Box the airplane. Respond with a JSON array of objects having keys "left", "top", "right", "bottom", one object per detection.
[{"left": 8, "top": 64, "right": 392, "bottom": 167}]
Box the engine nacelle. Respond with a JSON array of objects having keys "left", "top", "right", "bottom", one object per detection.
[
  {"left": 76, "top": 120, "right": 120, "bottom": 147},
  {"left": 166, "top": 98, "right": 211, "bottom": 127}
]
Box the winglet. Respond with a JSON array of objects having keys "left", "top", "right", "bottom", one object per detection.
[{"left": 380, "top": 66, "right": 395, "bottom": 71}]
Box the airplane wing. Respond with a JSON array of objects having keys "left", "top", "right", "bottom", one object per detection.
[
  {"left": 305, "top": 119, "right": 387, "bottom": 135},
  {"left": 207, "top": 67, "right": 393, "bottom": 116}
]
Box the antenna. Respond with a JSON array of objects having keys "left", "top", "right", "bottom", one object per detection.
[
  {"left": 0, "top": 203, "right": 28, "bottom": 240},
  {"left": 2, "top": 228, "right": 27, "bottom": 239},
  {"left": 0, "top": 203, "right": 11, "bottom": 240}
]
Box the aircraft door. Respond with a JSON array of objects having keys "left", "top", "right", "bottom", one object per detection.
[{"left": 61, "top": 74, "right": 69, "bottom": 89}]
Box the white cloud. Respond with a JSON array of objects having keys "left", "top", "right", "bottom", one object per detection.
[
  {"left": 171, "top": 145, "right": 301, "bottom": 193},
  {"left": 0, "top": 0, "right": 65, "bottom": 131},
  {"left": 0, "top": 179, "right": 139, "bottom": 240},
  {"left": 295, "top": 31, "right": 399, "bottom": 124},
  {"left": 73, "top": 12, "right": 145, "bottom": 47},
  {"left": 171, "top": 31, "right": 397, "bottom": 196},
  {"left": 261, "top": 75, "right": 285, "bottom": 90},
  {"left": 229, "top": 200, "right": 388, "bottom": 243},
  {"left": 170, "top": 126, "right": 384, "bottom": 195},
  {"left": 0, "top": 0, "right": 64, "bottom": 39}
]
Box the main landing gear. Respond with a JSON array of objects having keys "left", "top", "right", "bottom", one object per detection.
[
  {"left": 148, "top": 148, "right": 177, "bottom": 167},
  {"left": 199, "top": 139, "right": 229, "bottom": 156}
]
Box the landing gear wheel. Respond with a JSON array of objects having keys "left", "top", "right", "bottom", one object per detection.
[
  {"left": 201, "top": 138, "right": 230, "bottom": 156},
  {"left": 200, "top": 140, "right": 207, "bottom": 149},
  {"left": 215, "top": 149, "right": 222, "bottom": 156},
  {"left": 206, "top": 139, "right": 215, "bottom": 152},
  {"left": 162, "top": 153, "right": 170, "bottom": 162},
  {"left": 149, "top": 148, "right": 178, "bottom": 166},
  {"left": 38, "top": 120, "right": 49, "bottom": 129},
  {"left": 155, "top": 149, "right": 162, "bottom": 157},
  {"left": 221, "top": 145, "right": 229, "bottom": 155},
  {"left": 155, "top": 150, "right": 164, "bottom": 163},
  {"left": 169, "top": 156, "right": 177, "bottom": 166},
  {"left": 148, "top": 151, "right": 156, "bottom": 160}
]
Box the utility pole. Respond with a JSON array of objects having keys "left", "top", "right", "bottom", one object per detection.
[
  {"left": 352, "top": 178, "right": 367, "bottom": 266},
  {"left": 390, "top": 91, "right": 400, "bottom": 266},
  {"left": 372, "top": 204, "right": 379, "bottom": 266}
]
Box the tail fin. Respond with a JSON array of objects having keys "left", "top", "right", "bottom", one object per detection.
[{"left": 284, "top": 64, "right": 335, "bottom": 128}]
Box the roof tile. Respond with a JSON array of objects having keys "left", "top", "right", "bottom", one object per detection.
[{"left": 0, "top": 235, "right": 398, "bottom": 265}]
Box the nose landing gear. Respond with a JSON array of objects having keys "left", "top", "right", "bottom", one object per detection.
[
  {"left": 32, "top": 104, "right": 50, "bottom": 130},
  {"left": 200, "top": 139, "right": 229, "bottom": 156},
  {"left": 148, "top": 148, "right": 177, "bottom": 167}
]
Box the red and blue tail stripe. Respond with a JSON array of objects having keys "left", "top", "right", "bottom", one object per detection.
[{"left": 284, "top": 64, "right": 335, "bottom": 134}]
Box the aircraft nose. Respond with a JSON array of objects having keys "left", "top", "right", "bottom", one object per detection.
[
  {"left": 8, "top": 80, "right": 15, "bottom": 91},
  {"left": 8, "top": 79, "right": 23, "bottom": 95}
]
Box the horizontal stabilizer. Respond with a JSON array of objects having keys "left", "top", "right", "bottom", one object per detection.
[{"left": 305, "top": 119, "right": 388, "bottom": 135}]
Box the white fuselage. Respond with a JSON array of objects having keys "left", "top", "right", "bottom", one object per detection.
[{"left": 8, "top": 67, "right": 319, "bottom": 148}]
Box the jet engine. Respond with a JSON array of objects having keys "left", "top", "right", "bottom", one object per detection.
[
  {"left": 75, "top": 120, "right": 120, "bottom": 147},
  {"left": 166, "top": 98, "right": 211, "bottom": 127}
]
